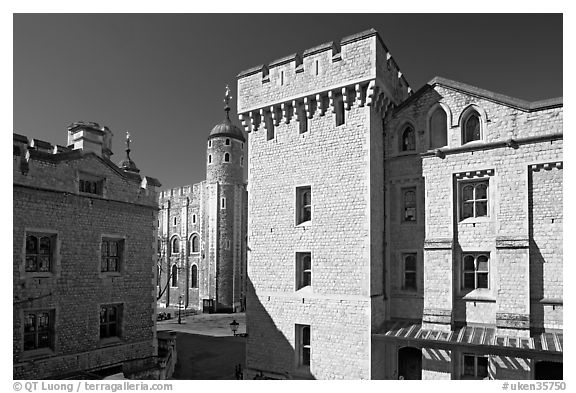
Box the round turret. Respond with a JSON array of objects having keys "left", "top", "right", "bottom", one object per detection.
[{"left": 206, "top": 86, "right": 245, "bottom": 185}]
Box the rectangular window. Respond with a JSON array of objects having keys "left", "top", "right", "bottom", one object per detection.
[
  {"left": 296, "top": 186, "right": 311, "bottom": 225},
  {"left": 23, "top": 310, "right": 54, "bottom": 351},
  {"left": 402, "top": 187, "right": 417, "bottom": 222},
  {"left": 192, "top": 214, "right": 197, "bottom": 224},
  {"left": 25, "top": 233, "right": 56, "bottom": 273},
  {"left": 101, "top": 238, "right": 123, "bottom": 272},
  {"left": 402, "top": 253, "right": 417, "bottom": 291},
  {"left": 460, "top": 180, "right": 488, "bottom": 220},
  {"left": 296, "top": 252, "right": 312, "bottom": 290},
  {"left": 221, "top": 197, "right": 226, "bottom": 209},
  {"left": 296, "top": 324, "right": 311, "bottom": 368},
  {"left": 79, "top": 175, "right": 104, "bottom": 195},
  {"left": 462, "top": 253, "right": 489, "bottom": 290},
  {"left": 462, "top": 354, "right": 489, "bottom": 379},
  {"left": 100, "top": 304, "right": 121, "bottom": 339}
]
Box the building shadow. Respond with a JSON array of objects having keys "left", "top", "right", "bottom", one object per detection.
[{"left": 244, "top": 278, "right": 315, "bottom": 379}]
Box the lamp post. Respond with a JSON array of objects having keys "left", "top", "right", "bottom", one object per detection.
[
  {"left": 178, "top": 294, "right": 183, "bottom": 324},
  {"left": 229, "top": 319, "right": 239, "bottom": 336}
]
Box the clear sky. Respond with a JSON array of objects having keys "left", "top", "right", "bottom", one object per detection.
[{"left": 13, "top": 13, "right": 562, "bottom": 189}]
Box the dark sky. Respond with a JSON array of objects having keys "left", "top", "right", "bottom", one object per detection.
[{"left": 13, "top": 14, "right": 563, "bottom": 189}]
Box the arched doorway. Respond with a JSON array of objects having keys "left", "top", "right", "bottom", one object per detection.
[
  {"left": 534, "top": 361, "right": 563, "bottom": 380},
  {"left": 398, "top": 346, "right": 422, "bottom": 380}
]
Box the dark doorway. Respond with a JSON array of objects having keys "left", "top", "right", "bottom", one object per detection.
[
  {"left": 534, "top": 361, "right": 563, "bottom": 380},
  {"left": 398, "top": 346, "right": 422, "bottom": 380}
]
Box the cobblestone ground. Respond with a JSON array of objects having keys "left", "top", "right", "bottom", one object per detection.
[{"left": 157, "top": 312, "right": 246, "bottom": 379}]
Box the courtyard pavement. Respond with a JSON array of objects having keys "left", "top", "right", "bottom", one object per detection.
[{"left": 157, "top": 312, "right": 247, "bottom": 379}]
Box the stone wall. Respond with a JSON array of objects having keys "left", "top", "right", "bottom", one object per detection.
[{"left": 13, "top": 146, "right": 158, "bottom": 379}]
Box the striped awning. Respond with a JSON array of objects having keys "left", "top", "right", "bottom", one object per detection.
[{"left": 376, "top": 320, "right": 562, "bottom": 355}]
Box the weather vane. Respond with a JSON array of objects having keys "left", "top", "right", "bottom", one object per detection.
[
  {"left": 224, "top": 85, "right": 232, "bottom": 118},
  {"left": 126, "top": 132, "right": 131, "bottom": 150}
]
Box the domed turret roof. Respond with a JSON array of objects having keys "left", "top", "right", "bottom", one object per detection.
[
  {"left": 118, "top": 132, "right": 140, "bottom": 173},
  {"left": 208, "top": 85, "right": 245, "bottom": 142},
  {"left": 209, "top": 117, "right": 245, "bottom": 142}
]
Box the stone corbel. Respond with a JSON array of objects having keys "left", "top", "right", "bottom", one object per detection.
[
  {"left": 271, "top": 105, "right": 280, "bottom": 126},
  {"left": 366, "top": 80, "right": 378, "bottom": 107},
  {"left": 342, "top": 87, "right": 351, "bottom": 111},
  {"left": 328, "top": 90, "right": 335, "bottom": 114},
  {"left": 316, "top": 93, "right": 327, "bottom": 117},
  {"left": 239, "top": 114, "right": 250, "bottom": 133},
  {"left": 304, "top": 97, "right": 313, "bottom": 119},
  {"left": 259, "top": 109, "right": 266, "bottom": 130}
]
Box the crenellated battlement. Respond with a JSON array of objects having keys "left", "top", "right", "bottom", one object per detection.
[
  {"left": 237, "top": 79, "right": 395, "bottom": 133},
  {"left": 237, "top": 28, "right": 411, "bottom": 118}
]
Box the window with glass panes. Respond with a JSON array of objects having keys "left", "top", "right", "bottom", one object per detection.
[
  {"left": 403, "top": 253, "right": 417, "bottom": 291},
  {"left": 100, "top": 305, "right": 120, "bottom": 339},
  {"left": 101, "top": 239, "right": 122, "bottom": 272},
  {"left": 462, "top": 254, "right": 489, "bottom": 290},
  {"left": 463, "top": 112, "right": 481, "bottom": 143},
  {"left": 25, "top": 233, "right": 55, "bottom": 273},
  {"left": 463, "top": 354, "right": 489, "bottom": 379},
  {"left": 296, "top": 324, "right": 311, "bottom": 367},
  {"left": 460, "top": 180, "right": 488, "bottom": 220},
  {"left": 296, "top": 253, "right": 311, "bottom": 289},
  {"left": 401, "top": 125, "right": 416, "bottom": 151},
  {"left": 296, "top": 186, "right": 311, "bottom": 224},
  {"left": 403, "top": 188, "right": 417, "bottom": 222},
  {"left": 24, "top": 310, "right": 53, "bottom": 351}
]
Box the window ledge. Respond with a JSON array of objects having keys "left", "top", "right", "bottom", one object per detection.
[
  {"left": 98, "top": 337, "right": 122, "bottom": 348},
  {"left": 392, "top": 151, "right": 418, "bottom": 158},
  {"left": 293, "top": 366, "right": 313, "bottom": 379},
  {"left": 461, "top": 140, "right": 486, "bottom": 147},
  {"left": 20, "top": 348, "right": 55, "bottom": 361},
  {"left": 23, "top": 272, "right": 55, "bottom": 279},
  {"left": 100, "top": 272, "right": 122, "bottom": 278},
  {"left": 392, "top": 291, "right": 422, "bottom": 298},
  {"left": 459, "top": 217, "right": 491, "bottom": 225},
  {"left": 460, "top": 291, "right": 495, "bottom": 302},
  {"left": 295, "top": 221, "right": 311, "bottom": 228},
  {"left": 295, "top": 286, "right": 313, "bottom": 295}
]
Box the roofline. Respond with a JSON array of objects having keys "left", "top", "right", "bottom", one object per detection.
[
  {"left": 207, "top": 132, "right": 246, "bottom": 142},
  {"left": 17, "top": 145, "right": 161, "bottom": 187},
  {"left": 237, "top": 28, "right": 402, "bottom": 78},
  {"left": 393, "top": 76, "right": 562, "bottom": 115},
  {"left": 429, "top": 76, "right": 563, "bottom": 112}
]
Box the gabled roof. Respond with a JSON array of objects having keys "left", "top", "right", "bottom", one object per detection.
[
  {"left": 394, "top": 76, "right": 562, "bottom": 114},
  {"left": 16, "top": 140, "right": 161, "bottom": 187}
]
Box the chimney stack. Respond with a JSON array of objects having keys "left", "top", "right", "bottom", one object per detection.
[{"left": 67, "top": 121, "right": 113, "bottom": 160}]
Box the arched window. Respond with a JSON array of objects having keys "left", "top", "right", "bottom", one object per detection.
[
  {"left": 171, "top": 264, "right": 178, "bottom": 287},
  {"left": 171, "top": 237, "right": 180, "bottom": 254},
  {"left": 429, "top": 108, "right": 448, "bottom": 149},
  {"left": 224, "top": 153, "right": 230, "bottom": 162},
  {"left": 225, "top": 138, "right": 230, "bottom": 146},
  {"left": 463, "top": 112, "right": 481, "bottom": 143},
  {"left": 191, "top": 265, "right": 198, "bottom": 288},
  {"left": 191, "top": 234, "right": 199, "bottom": 253},
  {"left": 401, "top": 125, "right": 416, "bottom": 151}
]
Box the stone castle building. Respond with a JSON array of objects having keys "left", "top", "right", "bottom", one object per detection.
[
  {"left": 13, "top": 123, "right": 169, "bottom": 379},
  {"left": 237, "top": 29, "right": 563, "bottom": 379},
  {"left": 157, "top": 89, "right": 248, "bottom": 313}
]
